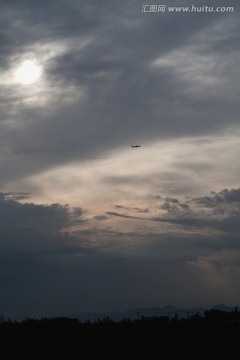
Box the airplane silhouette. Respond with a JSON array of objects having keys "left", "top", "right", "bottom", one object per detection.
[{"left": 131, "top": 145, "right": 141, "bottom": 148}]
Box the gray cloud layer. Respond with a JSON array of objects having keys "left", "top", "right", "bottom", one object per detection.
[{"left": 0, "top": 0, "right": 239, "bottom": 183}]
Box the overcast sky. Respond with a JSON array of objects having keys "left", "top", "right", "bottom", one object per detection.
[{"left": 0, "top": 0, "right": 240, "bottom": 320}]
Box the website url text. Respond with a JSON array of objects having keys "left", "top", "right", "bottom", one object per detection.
[{"left": 141, "top": 5, "right": 235, "bottom": 13}]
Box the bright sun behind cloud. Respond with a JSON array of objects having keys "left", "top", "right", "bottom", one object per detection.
[{"left": 15, "top": 60, "right": 42, "bottom": 85}]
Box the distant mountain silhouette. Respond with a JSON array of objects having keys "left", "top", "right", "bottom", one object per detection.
[
  {"left": 71, "top": 304, "right": 237, "bottom": 322},
  {"left": 211, "top": 304, "right": 234, "bottom": 312}
]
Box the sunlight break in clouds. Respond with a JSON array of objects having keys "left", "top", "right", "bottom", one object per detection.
[
  {"left": 15, "top": 60, "right": 42, "bottom": 85},
  {"left": 11, "top": 134, "right": 240, "bottom": 214}
]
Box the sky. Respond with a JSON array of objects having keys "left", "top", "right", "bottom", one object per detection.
[{"left": 0, "top": 0, "right": 240, "bottom": 320}]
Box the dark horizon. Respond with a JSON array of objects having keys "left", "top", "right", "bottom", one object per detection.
[{"left": 2, "top": 303, "right": 240, "bottom": 323}]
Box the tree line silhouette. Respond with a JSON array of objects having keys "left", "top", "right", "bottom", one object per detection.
[
  {"left": 0, "top": 309, "right": 239, "bottom": 355},
  {"left": 1, "top": 308, "right": 240, "bottom": 331}
]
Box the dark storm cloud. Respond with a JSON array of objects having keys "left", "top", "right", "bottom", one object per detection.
[
  {"left": 0, "top": 195, "right": 86, "bottom": 254},
  {"left": 153, "top": 188, "right": 240, "bottom": 232},
  {"left": 194, "top": 188, "right": 240, "bottom": 207},
  {"left": 105, "top": 187, "right": 240, "bottom": 233},
  {"left": 160, "top": 201, "right": 189, "bottom": 211}
]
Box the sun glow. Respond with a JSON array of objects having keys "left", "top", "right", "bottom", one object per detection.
[{"left": 15, "top": 60, "right": 42, "bottom": 85}]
